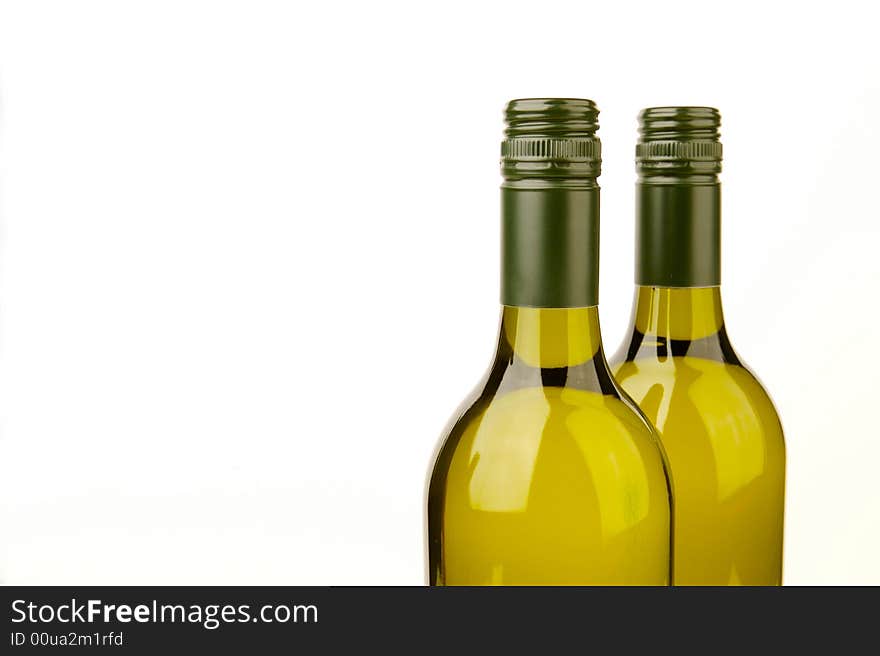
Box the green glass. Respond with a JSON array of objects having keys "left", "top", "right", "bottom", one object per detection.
[
  {"left": 427, "top": 99, "right": 672, "bottom": 586},
  {"left": 610, "top": 107, "right": 786, "bottom": 586}
]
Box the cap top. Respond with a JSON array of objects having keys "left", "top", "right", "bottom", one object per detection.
[
  {"left": 502, "top": 98, "right": 601, "bottom": 181},
  {"left": 637, "top": 106, "right": 722, "bottom": 176}
]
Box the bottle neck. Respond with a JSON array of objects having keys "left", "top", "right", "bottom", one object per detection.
[
  {"left": 630, "top": 286, "right": 724, "bottom": 342},
  {"left": 636, "top": 178, "right": 720, "bottom": 287},
  {"left": 501, "top": 306, "right": 602, "bottom": 369},
  {"left": 501, "top": 183, "right": 599, "bottom": 308}
]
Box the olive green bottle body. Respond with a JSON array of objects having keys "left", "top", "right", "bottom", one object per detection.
[
  {"left": 427, "top": 99, "right": 672, "bottom": 586},
  {"left": 428, "top": 306, "right": 671, "bottom": 585},
  {"left": 610, "top": 287, "right": 785, "bottom": 585},
  {"left": 610, "top": 106, "right": 785, "bottom": 585}
]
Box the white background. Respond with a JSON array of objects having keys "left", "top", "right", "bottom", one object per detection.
[{"left": 0, "top": 1, "right": 878, "bottom": 585}]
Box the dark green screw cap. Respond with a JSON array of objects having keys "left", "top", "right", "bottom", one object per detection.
[
  {"left": 636, "top": 107, "right": 722, "bottom": 177},
  {"left": 635, "top": 106, "right": 723, "bottom": 287},
  {"left": 500, "top": 98, "right": 602, "bottom": 307},
  {"left": 502, "top": 98, "right": 601, "bottom": 181}
]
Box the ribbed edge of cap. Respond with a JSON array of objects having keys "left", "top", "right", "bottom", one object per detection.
[
  {"left": 502, "top": 98, "right": 601, "bottom": 180},
  {"left": 636, "top": 140, "right": 722, "bottom": 161}
]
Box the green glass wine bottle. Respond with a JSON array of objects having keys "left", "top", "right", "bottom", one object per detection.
[
  {"left": 427, "top": 99, "right": 672, "bottom": 586},
  {"left": 610, "top": 107, "right": 786, "bottom": 585}
]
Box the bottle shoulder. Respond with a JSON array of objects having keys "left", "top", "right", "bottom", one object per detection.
[
  {"left": 614, "top": 354, "right": 784, "bottom": 439},
  {"left": 431, "top": 385, "right": 668, "bottom": 484},
  {"left": 455, "top": 385, "right": 657, "bottom": 439}
]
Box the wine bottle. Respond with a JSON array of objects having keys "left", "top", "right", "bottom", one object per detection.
[
  {"left": 610, "top": 107, "right": 785, "bottom": 585},
  {"left": 427, "top": 99, "right": 672, "bottom": 586}
]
